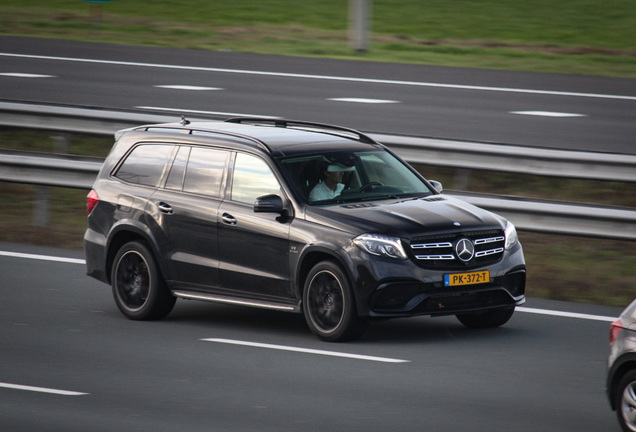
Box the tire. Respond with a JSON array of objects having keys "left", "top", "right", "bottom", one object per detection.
[
  {"left": 111, "top": 241, "right": 175, "bottom": 320},
  {"left": 456, "top": 307, "right": 515, "bottom": 329},
  {"left": 615, "top": 370, "right": 636, "bottom": 432},
  {"left": 302, "top": 261, "right": 367, "bottom": 342}
]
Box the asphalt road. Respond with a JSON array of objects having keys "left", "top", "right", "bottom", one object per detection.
[
  {"left": 0, "top": 36, "right": 632, "bottom": 431},
  {"left": 1, "top": 36, "right": 635, "bottom": 155},
  {"left": 0, "top": 242, "right": 624, "bottom": 432}
]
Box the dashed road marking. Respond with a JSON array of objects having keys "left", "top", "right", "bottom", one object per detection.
[
  {"left": 0, "top": 382, "right": 88, "bottom": 396},
  {"left": 0, "top": 72, "right": 56, "bottom": 78},
  {"left": 328, "top": 98, "right": 399, "bottom": 104},
  {"left": 202, "top": 338, "right": 411, "bottom": 363},
  {"left": 154, "top": 85, "right": 224, "bottom": 91},
  {"left": 510, "top": 111, "right": 586, "bottom": 118}
]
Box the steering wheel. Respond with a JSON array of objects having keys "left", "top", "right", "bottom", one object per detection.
[{"left": 359, "top": 182, "right": 383, "bottom": 193}]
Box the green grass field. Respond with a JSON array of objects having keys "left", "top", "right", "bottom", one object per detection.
[{"left": 1, "top": 0, "right": 635, "bottom": 77}]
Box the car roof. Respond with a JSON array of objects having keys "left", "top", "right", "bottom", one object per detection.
[{"left": 116, "top": 117, "right": 384, "bottom": 157}]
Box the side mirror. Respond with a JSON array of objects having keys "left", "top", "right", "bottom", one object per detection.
[
  {"left": 254, "top": 194, "right": 285, "bottom": 213},
  {"left": 429, "top": 180, "right": 443, "bottom": 193}
]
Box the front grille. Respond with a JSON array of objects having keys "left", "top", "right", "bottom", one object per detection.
[{"left": 409, "top": 229, "right": 505, "bottom": 270}]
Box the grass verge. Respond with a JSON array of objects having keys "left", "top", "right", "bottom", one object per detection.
[{"left": 0, "top": 1, "right": 635, "bottom": 78}]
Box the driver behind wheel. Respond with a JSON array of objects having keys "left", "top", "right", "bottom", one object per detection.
[{"left": 309, "top": 162, "right": 354, "bottom": 201}]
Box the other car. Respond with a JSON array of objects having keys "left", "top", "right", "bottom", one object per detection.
[
  {"left": 607, "top": 299, "right": 636, "bottom": 432},
  {"left": 84, "top": 117, "right": 526, "bottom": 341}
]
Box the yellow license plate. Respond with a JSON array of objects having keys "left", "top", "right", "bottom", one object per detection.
[{"left": 444, "top": 270, "right": 490, "bottom": 287}]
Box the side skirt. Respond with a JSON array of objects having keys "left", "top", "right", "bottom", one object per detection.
[{"left": 172, "top": 290, "right": 301, "bottom": 313}]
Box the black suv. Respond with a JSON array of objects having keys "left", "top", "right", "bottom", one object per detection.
[{"left": 84, "top": 118, "right": 526, "bottom": 341}]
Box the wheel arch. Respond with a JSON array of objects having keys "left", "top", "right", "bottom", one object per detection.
[
  {"left": 296, "top": 247, "right": 357, "bottom": 303},
  {"left": 105, "top": 222, "right": 166, "bottom": 284},
  {"left": 608, "top": 354, "right": 636, "bottom": 410}
]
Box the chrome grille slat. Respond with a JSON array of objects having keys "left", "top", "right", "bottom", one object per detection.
[
  {"left": 474, "top": 236, "right": 504, "bottom": 245},
  {"left": 414, "top": 254, "right": 455, "bottom": 260},
  {"left": 411, "top": 242, "right": 453, "bottom": 249},
  {"left": 475, "top": 247, "right": 504, "bottom": 257}
]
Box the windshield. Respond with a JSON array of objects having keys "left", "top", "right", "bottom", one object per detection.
[{"left": 279, "top": 150, "right": 434, "bottom": 204}]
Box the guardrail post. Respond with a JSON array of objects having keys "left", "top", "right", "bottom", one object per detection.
[
  {"left": 32, "top": 134, "right": 69, "bottom": 227},
  {"left": 33, "top": 186, "right": 50, "bottom": 227},
  {"left": 349, "top": 0, "right": 371, "bottom": 52},
  {"left": 454, "top": 168, "right": 472, "bottom": 190},
  {"left": 51, "top": 133, "right": 69, "bottom": 153}
]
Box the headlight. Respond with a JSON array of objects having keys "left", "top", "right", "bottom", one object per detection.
[
  {"left": 353, "top": 234, "right": 408, "bottom": 260},
  {"left": 504, "top": 222, "right": 519, "bottom": 250}
]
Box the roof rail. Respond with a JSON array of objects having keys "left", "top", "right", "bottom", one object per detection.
[
  {"left": 225, "top": 117, "right": 379, "bottom": 145},
  {"left": 136, "top": 122, "right": 273, "bottom": 153}
]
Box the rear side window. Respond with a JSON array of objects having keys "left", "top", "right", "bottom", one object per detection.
[
  {"left": 114, "top": 144, "right": 173, "bottom": 187},
  {"left": 182, "top": 147, "right": 229, "bottom": 197},
  {"left": 164, "top": 146, "right": 191, "bottom": 190}
]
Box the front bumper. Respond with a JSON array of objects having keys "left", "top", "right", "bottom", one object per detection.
[
  {"left": 349, "top": 241, "right": 526, "bottom": 318},
  {"left": 368, "top": 268, "right": 525, "bottom": 317}
]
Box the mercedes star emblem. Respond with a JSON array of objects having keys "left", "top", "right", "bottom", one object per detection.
[{"left": 455, "top": 238, "right": 475, "bottom": 262}]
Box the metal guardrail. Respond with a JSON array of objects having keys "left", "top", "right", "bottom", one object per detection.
[
  {"left": 375, "top": 134, "right": 636, "bottom": 183},
  {"left": 3, "top": 101, "right": 636, "bottom": 183},
  {"left": 0, "top": 149, "right": 101, "bottom": 189},
  {"left": 454, "top": 192, "right": 636, "bottom": 242},
  {"left": 1, "top": 102, "right": 635, "bottom": 240}
]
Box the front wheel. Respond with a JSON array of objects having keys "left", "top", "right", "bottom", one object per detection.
[
  {"left": 302, "top": 261, "right": 367, "bottom": 342},
  {"left": 456, "top": 307, "right": 515, "bottom": 328},
  {"left": 616, "top": 370, "right": 636, "bottom": 432},
  {"left": 111, "top": 241, "right": 175, "bottom": 320}
]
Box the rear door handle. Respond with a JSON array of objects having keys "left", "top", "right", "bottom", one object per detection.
[
  {"left": 158, "top": 202, "right": 173, "bottom": 214},
  {"left": 221, "top": 213, "right": 237, "bottom": 225}
]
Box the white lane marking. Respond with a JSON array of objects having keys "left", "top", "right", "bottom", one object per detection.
[
  {"left": 517, "top": 307, "right": 616, "bottom": 322},
  {"left": 135, "top": 105, "right": 281, "bottom": 119},
  {"left": 0, "top": 250, "right": 621, "bottom": 323},
  {"left": 0, "top": 382, "right": 88, "bottom": 396},
  {"left": 202, "top": 338, "right": 410, "bottom": 363},
  {"left": 0, "top": 251, "right": 85, "bottom": 265},
  {"left": 0, "top": 72, "right": 56, "bottom": 78},
  {"left": 328, "top": 98, "right": 399, "bottom": 104},
  {"left": 154, "top": 85, "right": 224, "bottom": 91},
  {"left": 510, "top": 111, "right": 587, "bottom": 118},
  {"left": 2, "top": 52, "right": 635, "bottom": 101}
]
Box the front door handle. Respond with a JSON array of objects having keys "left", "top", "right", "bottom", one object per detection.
[{"left": 221, "top": 213, "right": 237, "bottom": 225}]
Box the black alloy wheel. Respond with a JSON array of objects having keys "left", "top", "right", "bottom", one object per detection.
[
  {"left": 303, "top": 260, "right": 367, "bottom": 342},
  {"left": 111, "top": 241, "right": 175, "bottom": 320}
]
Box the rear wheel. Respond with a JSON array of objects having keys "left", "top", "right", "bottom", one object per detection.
[
  {"left": 616, "top": 370, "right": 636, "bottom": 432},
  {"left": 302, "top": 261, "right": 367, "bottom": 342},
  {"left": 456, "top": 307, "right": 515, "bottom": 328},
  {"left": 111, "top": 241, "right": 175, "bottom": 320}
]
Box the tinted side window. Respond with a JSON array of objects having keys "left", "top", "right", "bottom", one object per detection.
[
  {"left": 182, "top": 147, "right": 229, "bottom": 197},
  {"left": 115, "top": 144, "right": 173, "bottom": 187},
  {"left": 231, "top": 153, "right": 281, "bottom": 204},
  {"left": 164, "top": 146, "right": 191, "bottom": 191}
]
